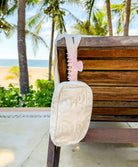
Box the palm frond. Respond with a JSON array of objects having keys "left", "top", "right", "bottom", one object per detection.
[
  {"left": 35, "top": 16, "right": 46, "bottom": 34},
  {"left": 26, "top": 12, "right": 42, "bottom": 29},
  {"left": 6, "top": 0, "right": 17, "bottom": 16},
  {"left": 26, "top": 29, "right": 48, "bottom": 48},
  {"left": 55, "top": 14, "right": 66, "bottom": 33},
  {"left": 26, "top": 0, "right": 41, "bottom": 6},
  {"left": 25, "top": 29, "right": 49, "bottom": 56},
  {"left": 84, "top": 0, "right": 95, "bottom": 22},
  {"left": 61, "top": 7, "right": 81, "bottom": 24},
  {"left": 64, "top": 0, "right": 80, "bottom": 4}
]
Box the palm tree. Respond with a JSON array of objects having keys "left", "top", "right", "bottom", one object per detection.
[
  {"left": 48, "top": 19, "right": 55, "bottom": 81},
  {"left": 44, "top": 0, "right": 66, "bottom": 81},
  {"left": 0, "top": 0, "right": 17, "bottom": 36},
  {"left": 84, "top": 0, "right": 113, "bottom": 35},
  {"left": 1, "top": 0, "right": 48, "bottom": 95},
  {"left": 124, "top": 0, "right": 131, "bottom": 36},
  {"left": 73, "top": 10, "right": 108, "bottom": 36},
  {"left": 106, "top": 0, "right": 113, "bottom": 36},
  {"left": 111, "top": 1, "right": 138, "bottom": 35},
  {"left": 17, "top": 0, "right": 29, "bottom": 95},
  {"left": 45, "top": 0, "right": 80, "bottom": 81},
  {"left": 26, "top": 0, "right": 80, "bottom": 81}
]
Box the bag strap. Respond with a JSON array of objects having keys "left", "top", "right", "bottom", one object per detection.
[{"left": 54, "top": 34, "right": 82, "bottom": 87}]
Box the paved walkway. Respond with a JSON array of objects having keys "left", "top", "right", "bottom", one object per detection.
[{"left": 0, "top": 111, "right": 138, "bottom": 167}]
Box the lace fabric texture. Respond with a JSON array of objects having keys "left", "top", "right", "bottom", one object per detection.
[{"left": 50, "top": 81, "right": 93, "bottom": 146}]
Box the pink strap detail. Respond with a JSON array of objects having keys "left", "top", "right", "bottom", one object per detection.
[{"left": 67, "top": 53, "right": 83, "bottom": 81}]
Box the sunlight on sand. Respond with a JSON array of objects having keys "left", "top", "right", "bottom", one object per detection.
[
  {"left": 0, "top": 67, "right": 48, "bottom": 89},
  {"left": 0, "top": 149, "right": 14, "bottom": 167}
]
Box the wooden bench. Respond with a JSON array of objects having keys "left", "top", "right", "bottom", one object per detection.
[{"left": 47, "top": 36, "right": 138, "bottom": 167}]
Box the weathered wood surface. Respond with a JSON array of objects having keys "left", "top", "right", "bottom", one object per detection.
[
  {"left": 92, "top": 86, "right": 138, "bottom": 101},
  {"left": 58, "top": 49, "right": 67, "bottom": 81},
  {"left": 82, "top": 128, "right": 138, "bottom": 143},
  {"left": 81, "top": 59, "right": 138, "bottom": 70},
  {"left": 92, "top": 86, "right": 138, "bottom": 94},
  {"left": 57, "top": 36, "right": 138, "bottom": 48},
  {"left": 78, "top": 49, "right": 138, "bottom": 58},
  {"left": 93, "top": 101, "right": 138, "bottom": 108},
  {"left": 91, "top": 115, "right": 138, "bottom": 122},
  {"left": 93, "top": 108, "right": 138, "bottom": 115},
  {"left": 78, "top": 71, "right": 138, "bottom": 86}
]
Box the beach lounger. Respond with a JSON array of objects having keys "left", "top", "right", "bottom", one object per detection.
[{"left": 47, "top": 36, "right": 138, "bottom": 167}]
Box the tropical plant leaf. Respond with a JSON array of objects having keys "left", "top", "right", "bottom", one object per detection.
[
  {"left": 25, "top": 29, "right": 49, "bottom": 56},
  {"left": 35, "top": 16, "right": 46, "bottom": 34},
  {"left": 26, "top": 12, "right": 42, "bottom": 29}
]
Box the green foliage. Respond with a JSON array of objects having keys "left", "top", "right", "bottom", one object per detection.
[
  {"left": 35, "top": 79, "right": 54, "bottom": 91},
  {"left": 0, "top": 84, "right": 20, "bottom": 107},
  {"left": 44, "top": 0, "right": 65, "bottom": 18},
  {"left": 73, "top": 10, "right": 108, "bottom": 36},
  {"left": 0, "top": 80, "right": 54, "bottom": 107},
  {"left": 0, "top": 0, "right": 17, "bottom": 36},
  {"left": 22, "top": 80, "right": 54, "bottom": 107},
  {"left": 111, "top": 1, "right": 138, "bottom": 34},
  {"left": 84, "top": 0, "right": 95, "bottom": 22}
]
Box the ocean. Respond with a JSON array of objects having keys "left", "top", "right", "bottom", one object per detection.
[{"left": 0, "top": 59, "right": 49, "bottom": 68}]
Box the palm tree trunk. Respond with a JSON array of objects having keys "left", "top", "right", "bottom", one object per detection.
[
  {"left": 48, "top": 18, "right": 55, "bottom": 81},
  {"left": 124, "top": 0, "right": 131, "bottom": 36},
  {"left": 17, "top": 0, "right": 29, "bottom": 95},
  {"left": 106, "top": 0, "right": 113, "bottom": 36}
]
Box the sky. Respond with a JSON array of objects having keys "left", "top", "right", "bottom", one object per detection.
[{"left": 0, "top": 0, "right": 138, "bottom": 60}]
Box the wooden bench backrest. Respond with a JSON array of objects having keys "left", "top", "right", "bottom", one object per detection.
[{"left": 57, "top": 36, "right": 138, "bottom": 122}]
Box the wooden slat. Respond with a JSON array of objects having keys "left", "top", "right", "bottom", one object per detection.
[
  {"left": 93, "top": 101, "right": 138, "bottom": 108},
  {"left": 92, "top": 108, "right": 138, "bottom": 116},
  {"left": 82, "top": 128, "right": 138, "bottom": 143},
  {"left": 81, "top": 59, "right": 138, "bottom": 70},
  {"left": 92, "top": 86, "right": 138, "bottom": 94},
  {"left": 57, "top": 36, "right": 138, "bottom": 48},
  {"left": 94, "top": 94, "right": 138, "bottom": 101},
  {"left": 78, "top": 49, "right": 138, "bottom": 58},
  {"left": 79, "top": 36, "right": 138, "bottom": 48},
  {"left": 78, "top": 71, "right": 138, "bottom": 86},
  {"left": 92, "top": 86, "right": 138, "bottom": 101},
  {"left": 91, "top": 115, "right": 138, "bottom": 122},
  {"left": 58, "top": 49, "right": 67, "bottom": 82}
]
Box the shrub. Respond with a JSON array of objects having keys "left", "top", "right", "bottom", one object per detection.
[
  {"left": 22, "top": 79, "right": 54, "bottom": 107},
  {"left": 0, "top": 80, "right": 54, "bottom": 107},
  {"left": 35, "top": 79, "right": 54, "bottom": 90},
  {"left": 0, "top": 84, "right": 20, "bottom": 107}
]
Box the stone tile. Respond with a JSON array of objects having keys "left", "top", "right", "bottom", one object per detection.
[
  {"left": 21, "top": 131, "right": 49, "bottom": 167},
  {"left": 0, "top": 113, "right": 138, "bottom": 167},
  {"left": 60, "top": 142, "right": 138, "bottom": 167},
  {"left": 0, "top": 116, "right": 50, "bottom": 167}
]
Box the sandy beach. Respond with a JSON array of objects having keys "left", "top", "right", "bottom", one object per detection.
[{"left": 0, "top": 67, "right": 49, "bottom": 89}]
